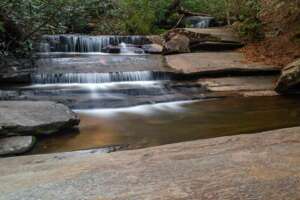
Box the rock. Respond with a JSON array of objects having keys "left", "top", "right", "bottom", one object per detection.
[
  {"left": 184, "top": 27, "right": 241, "bottom": 43},
  {"left": 0, "top": 136, "right": 36, "bottom": 156},
  {"left": 2, "top": 127, "right": 300, "bottom": 199},
  {"left": 0, "top": 59, "right": 33, "bottom": 84},
  {"left": 36, "top": 54, "right": 168, "bottom": 74},
  {"left": 146, "top": 35, "right": 164, "bottom": 46},
  {"left": 166, "top": 52, "right": 280, "bottom": 74},
  {"left": 142, "top": 44, "right": 163, "bottom": 54},
  {"left": 102, "top": 45, "right": 121, "bottom": 53},
  {"left": 164, "top": 28, "right": 243, "bottom": 51},
  {"left": 0, "top": 101, "right": 80, "bottom": 136},
  {"left": 275, "top": 59, "right": 300, "bottom": 93},
  {"left": 198, "top": 76, "right": 278, "bottom": 92},
  {"left": 163, "top": 34, "right": 191, "bottom": 55}
]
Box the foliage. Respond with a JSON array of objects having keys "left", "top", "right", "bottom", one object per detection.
[
  {"left": 3, "top": 0, "right": 296, "bottom": 60},
  {"left": 229, "top": 0, "right": 263, "bottom": 40}
]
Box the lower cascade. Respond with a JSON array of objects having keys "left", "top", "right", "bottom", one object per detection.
[{"left": 31, "top": 71, "right": 171, "bottom": 84}]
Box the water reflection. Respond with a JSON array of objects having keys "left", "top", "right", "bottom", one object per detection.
[{"left": 31, "top": 96, "right": 300, "bottom": 154}]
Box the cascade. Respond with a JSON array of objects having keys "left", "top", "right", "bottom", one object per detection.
[
  {"left": 184, "top": 16, "right": 215, "bottom": 28},
  {"left": 31, "top": 71, "right": 170, "bottom": 84},
  {"left": 38, "top": 35, "right": 150, "bottom": 52}
]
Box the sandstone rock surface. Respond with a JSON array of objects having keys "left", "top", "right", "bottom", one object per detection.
[
  {"left": 1, "top": 127, "right": 300, "bottom": 199},
  {"left": 0, "top": 101, "right": 79, "bottom": 136},
  {"left": 0, "top": 136, "right": 36, "bottom": 156},
  {"left": 275, "top": 59, "right": 300, "bottom": 93},
  {"left": 166, "top": 52, "right": 280, "bottom": 74}
]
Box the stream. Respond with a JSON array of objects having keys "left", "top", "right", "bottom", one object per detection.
[
  {"left": 30, "top": 96, "right": 300, "bottom": 154},
  {"left": 2, "top": 34, "right": 300, "bottom": 155}
]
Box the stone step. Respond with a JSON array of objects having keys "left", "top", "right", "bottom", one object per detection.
[
  {"left": 166, "top": 52, "right": 280, "bottom": 75},
  {"left": 1, "top": 127, "right": 300, "bottom": 199}
]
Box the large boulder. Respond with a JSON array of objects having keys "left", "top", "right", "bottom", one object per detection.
[
  {"left": 163, "top": 34, "right": 191, "bottom": 55},
  {"left": 0, "top": 101, "right": 80, "bottom": 136},
  {"left": 275, "top": 59, "right": 300, "bottom": 93},
  {"left": 0, "top": 136, "right": 36, "bottom": 156}
]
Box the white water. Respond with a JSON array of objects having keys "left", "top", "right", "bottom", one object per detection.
[
  {"left": 185, "top": 16, "right": 215, "bottom": 28},
  {"left": 31, "top": 71, "right": 170, "bottom": 84},
  {"left": 39, "top": 35, "right": 149, "bottom": 52},
  {"left": 75, "top": 100, "right": 199, "bottom": 118}
]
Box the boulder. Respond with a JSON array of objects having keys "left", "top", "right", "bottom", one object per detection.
[
  {"left": 146, "top": 35, "right": 164, "bottom": 46},
  {"left": 0, "top": 101, "right": 80, "bottom": 136},
  {"left": 142, "top": 44, "right": 163, "bottom": 54},
  {"left": 163, "top": 34, "right": 191, "bottom": 55},
  {"left": 275, "top": 59, "right": 300, "bottom": 93},
  {"left": 0, "top": 136, "right": 36, "bottom": 156}
]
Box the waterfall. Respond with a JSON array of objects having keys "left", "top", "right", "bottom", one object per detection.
[
  {"left": 38, "top": 35, "right": 151, "bottom": 53},
  {"left": 31, "top": 71, "right": 170, "bottom": 84},
  {"left": 184, "top": 16, "right": 215, "bottom": 28}
]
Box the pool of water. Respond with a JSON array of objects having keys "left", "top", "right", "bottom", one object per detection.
[{"left": 30, "top": 96, "right": 300, "bottom": 154}]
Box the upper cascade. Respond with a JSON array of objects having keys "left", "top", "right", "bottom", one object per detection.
[
  {"left": 184, "top": 16, "right": 216, "bottom": 28},
  {"left": 38, "top": 35, "right": 151, "bottom": 53}
]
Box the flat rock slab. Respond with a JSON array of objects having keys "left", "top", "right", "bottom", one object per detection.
[
  {"left": 0, "top": 136, "right": 36, "bottom": 156},
  {"left": 36, "top": 54, "right": 172, "bottom": 73},
  {"left": 198, "top": 76, "right": 278, "bottom": 92},
  {"left": 1, "top": 127, "right": 300, "bottom": 199},
  {"left": 184, "top": 27, "right": 241, "bottom": 43},
  {"left": 0, "top": 101, "right": 79, "bottom": 136},
  {"left": 166, "top": 52, "right": 280, "bottom": 74}
]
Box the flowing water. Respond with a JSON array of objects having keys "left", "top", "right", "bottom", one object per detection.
[
  {"left": 184, "top": 16, "right": 216, "bottom": 28},
  {"left": 39, "top": 35, "right": 150, "bottom": 52},
  {"left": 30, "top": 96, "right": 300, "bottom": 154},
  {"left": 4, "top": 34, "right": 300, "bottom": 155}
]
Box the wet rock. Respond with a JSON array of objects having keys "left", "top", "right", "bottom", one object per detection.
[
  {"left": 146, "top": 35, "right": 164, "bottom": 46},
  {"left": 0, "top": 101, "right": 80, "bottom": 136},
  {"left": 0, "top": 136, "right": 36, "bottom": 156},
  {"left": 163, "top": 34, "right": 191, "bottom": 55},
  {"left": 120, "top": 46, "right": 145, "bottom": 54},
  {"left": 102, "top": 45, "right": 121, "bottom": 53},
  {"left": 275, "top": 59, "right": 300, "bottom": 93},
  {"left": 142, "top": 44, "right": 163, "bottom": 54},
  {"left": 0, "top": 59, "right": 33, "bottom": 84}
]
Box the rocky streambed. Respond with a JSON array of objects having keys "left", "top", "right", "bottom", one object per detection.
[{"left": 0, "top": 27, "right": 293, "bottom": 156}]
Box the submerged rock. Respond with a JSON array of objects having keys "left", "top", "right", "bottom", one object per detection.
[
  {"left": 102, "top": 45, "right": 121, "bottom": 53},
  {"left": 0, "top": 136, "right": 36, "bottom": 156},
  {"left": 275, "top": 59, "right": 300, "bottom": 93},
  {"left": 0, "top": 101, "right": 80, "bottom": 136}
]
